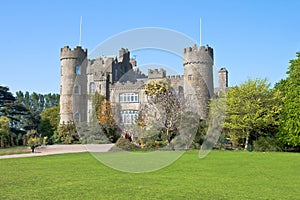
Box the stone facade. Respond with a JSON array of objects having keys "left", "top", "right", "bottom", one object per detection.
[{"left": 59, "top": 44, "right": 228, "bottom": 125}]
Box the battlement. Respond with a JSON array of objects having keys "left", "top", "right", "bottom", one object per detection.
[
  {"left": 148, "top": 68, "right": 166, "bottom": 79},
  {"left": 60, "top": 46, "right": 87, "bottom": 60},
  {"left": 87, "top": 57, "right": 106, "bottom": 74},
  {"left": 183, "top": 44, "right": 213, "bottom": 65},
  {"left": 183, "top": 44, "right": 213, "bottom": 54},
  {"left": 167, "top": 75, "right": 184, "bottom": 80},
  {"left": 219, "top": 67, "right": 228, "bottom": 73}
]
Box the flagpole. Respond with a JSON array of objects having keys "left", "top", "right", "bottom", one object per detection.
[
  {"left": 79, "top": 16, "right": 82, "bottom": 46},
  {"left": 200, "top": 17, "right": 202, "bottom": 47}
]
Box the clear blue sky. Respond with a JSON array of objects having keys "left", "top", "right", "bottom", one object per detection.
[{"left": 1, "top": 0, "right": 300, "bottom": 94}]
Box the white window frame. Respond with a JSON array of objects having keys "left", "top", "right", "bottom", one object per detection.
[
  {"left": 90, "top": 82, "right": 95, "bottom": 93},
  {"left": 119, "top": 93, "right": 139, "bottom": 103},
  {"left": 120, "top": 110, "right": 138, "bottom": 125}
]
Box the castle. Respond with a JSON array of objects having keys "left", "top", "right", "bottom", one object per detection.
[{"left": 59, "top": 44, "right": 228, "bottom": 126}]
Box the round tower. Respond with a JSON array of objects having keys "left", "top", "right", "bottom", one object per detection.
[
  {"left": 183, "top": 44, "right": 214, "bottom": 119},
  {"left": 60, "top": 46, "right": 88, "bottom": 124}
]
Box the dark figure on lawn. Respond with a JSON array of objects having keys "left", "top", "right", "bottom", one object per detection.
[{"left": 31, "top": 145, "right": 35, "bottom": 153}]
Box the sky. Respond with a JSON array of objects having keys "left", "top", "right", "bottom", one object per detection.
[{"left": 1, "top": 0, "right": 300, "bottom": 94}]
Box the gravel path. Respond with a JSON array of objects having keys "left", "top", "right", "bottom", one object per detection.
[{"left": 0, "top": 144, "right": 114, "bottom": 159}]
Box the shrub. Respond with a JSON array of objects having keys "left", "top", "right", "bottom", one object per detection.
[
  {"left": 26, "top": 129, "right": 42, "bottom": 147},
  {"left": 110, "top": 137, "right": 138, "bottom": 151},
  {"left": 54, "top": 122, "right": 79, "bottom": 144},
  {"left": 253, "top": 137, "right": 283, "bottom": 152}
]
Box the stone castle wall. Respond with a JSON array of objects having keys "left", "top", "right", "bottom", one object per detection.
[{"left": 60, "top": 44, "right": 218, "bottom": 124}]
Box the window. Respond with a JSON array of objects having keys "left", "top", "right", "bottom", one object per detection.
[
  {"left": 90, "top": 82, "right": 95, "bottom": 93},
  {"left": 119, "top": 93, "right": 139, "bottom": 103},
  {"left": 120, "top": 110, "right": 138, "bottom": 125},
  {"left": 74, "top": 85, "right": 81, "bottom": 94},
  {"left": 114, "top": 69, "right": 118, "bottom": 81},
  {"left": 75, "top": 65, "right": 81, "bottom": 75},
  {"left": 188, "top": 74, "right": 193, "bottom": 81},
  {"left": 74, "top": 112, "right": 80, "bottom": 123}
]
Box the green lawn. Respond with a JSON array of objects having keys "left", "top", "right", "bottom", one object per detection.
[{"left": 0, "top": 151, "right": 299, "bottom": 199}]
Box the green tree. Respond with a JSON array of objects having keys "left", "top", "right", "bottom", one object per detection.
[
  {"left": 276, "top": 52, "right": 300, "bottom": 147},
  {"left": 38, "top": 106, "right": 60, "bottom": 143},
  {"left": 224, "top": 78, "right": 281, "bottom": 150},
  {"left": 0, "top": 116, "right": 10, "bottom": 148},
  {"left": 15, "top": 91, "right": 60, "bottom": 137},
  {"left": 0, "top": 86, "right": 32, "bottom": 146}
]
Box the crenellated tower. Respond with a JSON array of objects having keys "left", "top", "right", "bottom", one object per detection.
[
  {"left": 60, "top": 46, "right": 88, "bottom": 124},
  {"left": 183, "top": 44, "right": 214, "bottom": 119}
]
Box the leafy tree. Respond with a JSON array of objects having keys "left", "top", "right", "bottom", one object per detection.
[
  {"left": 92, "top": 92, "right": 105, "bottom": 123},
  {"left": 0, "top": 116, "right": 10, "bottom": 148},
  {"left": 38, "top": 106, "right": 60, "bottom": 143},
  {"left": 0, "top": 86, "right": 32, "bottom": 146},
  {"left": 1, "top": 87, "right": 61, "bottom": 146},
  {"left": 15, "top": 91, "right": 60, "bottom": 130},
  {"left": 97, "top": 99, "right": 119, "bottom": 142},
  {"left": 142, "top": 79, "right": 181, "bottom": 144},
  {"left": 224, "top": 78, "right": 281, "bottom": 150},
  {"left": 276, "top": 52, "right": 300, "bottom": 147},
  {"left": 145, "top": 78, "right": 170, "bottom": 97}
]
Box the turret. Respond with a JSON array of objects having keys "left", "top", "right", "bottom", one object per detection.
[
  {"left": 183, "top": 44, "right": 214, "bottom": 119},
  {"left": 119, "top": 48, "right": 130, "bottom": 62},
  {"left": 60, "top": 46, "right": 88, "bottom": 124},
  {"left": 218, "top": 67, "right": 228, "bottom": 90}
]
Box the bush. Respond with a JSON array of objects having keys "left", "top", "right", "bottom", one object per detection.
[
  {"left": 110, "top": 137, "right": 138, "bottom": 151},
  {"left": 253, "top": 137, "right": 283, "bottom": 152},
  {"left": 54, "top": 122, "right": 79, "bottom": 144}
]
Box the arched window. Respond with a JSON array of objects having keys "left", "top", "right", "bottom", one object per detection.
[
  {"left": 90, "top": 82, "right": 95, "bottom": 93},
  {"left": 75, "top": 65, "right": 81, "bottom": 75},
  {"left": 74, "top": 112, "right": 80, "bottom": 123},
  {"left": 74, "top": 85, "right": 81, "bottom": 94}
]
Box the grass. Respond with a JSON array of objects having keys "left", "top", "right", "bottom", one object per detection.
[
  {"left": 0, "top": 150, "right": 299, "bottom": 199},
  {"left": 0, "top": 146, "right": 31, "bottom": 156}
]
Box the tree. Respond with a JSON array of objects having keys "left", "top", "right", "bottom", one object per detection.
[
  {"left": 15, "top": 91, "right": 60, "bottom": 131},
  {"left": 92, "top": 92, "right": 105, "bottom": 124},
  {"left": 38, "top": 106, "right": 60, "bottom": 143},
  {"left": 97, "top": 99, "right": 119, "bottom": 142},
  {"left": 224, "top": 78, "right": 281, "bottom": 150},
  {"left": 0, "top": 116, "right": 10, "bottom": 148},
  {"left": 0, "top": 86, "right": 32, "bottom": 146},
  {"left": 142, "top": 79, "right": 182, "bottom": 144},
  {"left": 276, "top": 52, "right": 300, "bottom": 147}
]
